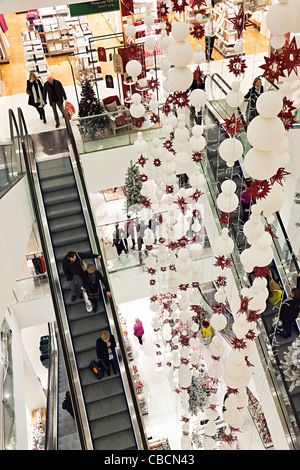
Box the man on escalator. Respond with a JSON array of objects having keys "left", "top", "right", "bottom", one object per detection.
[{"left": 62, "top": 250, "right": 102, "bottom": 302}]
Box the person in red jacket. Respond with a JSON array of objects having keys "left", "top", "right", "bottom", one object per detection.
[{"left": 133, "top": 318, "right": 144, "bottom": 345}]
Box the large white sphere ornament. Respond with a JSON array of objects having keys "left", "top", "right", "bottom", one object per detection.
[
  {"left": 247, "top": 115, "right": 285, "bottom": 152},
  {"left": 145, "top": 36, "right": 156, "bottom": 50},
  {"left": 172, "top": 21, "right": 190, "bottom": 41},
  {"left": 204, "top": 420, "right": 217, "bottom": 436},
  {"left": 214, "top": 228, "right": 234, "bottom": 256},
  {"left": 125, "top": 19, "right": 136, "bottom": 38},
  {"left": 270, "top": 35, "right": 286, "bottom": 50},
  {"left": 266, "top": 2, "right": 296, "bottom": 35},
  {"left": 208, "top": 362, "right": 223, "bottom": 379},
  {"left": 126, "top": 60, "right": 142, "bottom": 78},
  {"left": 226, "top": 82, "right": 244, "bottom": 108},
  {"left": 259, "top": 181, "right": 285, "bottom": 219},
  {"left": 167, "top": 66, "right": 193, "bottom": 92},
  {"left": 288, "top": 0, "right": 300, "bottom": 33},
  {"left": 223, "top": 410, "right": 245, "bottom": 429},
  {"left": 130, "top": 94, "right": 145, "bottom": 118},
  {"left": 219, "top": 138, "right": 243, "bottom": 167},
  {"left": 256, "top": 91, "right": 283, "bottom": 118},
  {"left": 193, "top": 44, "right": 205, "bottom": 64},
  {"left": 203, "top": 436, "right": 216, "bottom": 450},
  {"left": 243, "top": 216, "right": 265, "bottom": 245},
  {"left": 144, "top": 13, "right": 154, "bottom": 28},
  {"left": 189, "top": 88, "right": 207, "bottom": 111},
  {"left": 133, "top": 131, "right": 147, "bottom": 154},
  {"left": 180, "top": 435, "right": 192, "bottom": 450},
  {"left": 210, "top": 313, "right": 227, "bottom": 331},
  {"left": 244, "top": 148, "right": 279, "bottom": 181},
  {"left": 216, "top": 191, "right": 239, "bottom": 213},
  {"left": 167, "top": 40, "right": 193, "bottom": 67}
]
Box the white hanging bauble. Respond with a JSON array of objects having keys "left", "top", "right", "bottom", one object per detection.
[
  {"left": 226, "top": 82, "right": 244, "bottom": 108},
  {"left": 145, "top": 36, "right": 156, "bottom": 50},
  {"left": 244, "top": 148, "right": 279, "bottom": 181},
  {"left": 144, "top": 252, "right": 156, "bottom": 268},
  {"left": 232, "top": 320, "right": 250, "bottom": 339},
  {"left": 223, "top": 410, "right": 245, "bottom": 429},
  {"left": 126, "top": 60, "right": 142, "bottom": 78},
  {"left": 144, "top": 13, "right": 154, "bottom": 29},
  {"left": 219, "top": 137, "right": 243, "bottom": 167},
  {"left": 167, "top": 66, "right": 193, "bottom": 92},
  {"left": 243, "top": 215, "right": 265, "bottom": 246},
  {"left": 203, "top": 436, "right": 216, "bottom": 450},
  {"left": 216, "top": 191, "right": 239, "bottom": 213},
  {"left": 204, "top": 420, "right": 217, "bottom": 436},
  {"left": 130, "top": 94, "right": 145, "bottom": 118},
  {"left": 143, "top": 228, "right": 155, "bottom": 245},
  {"left": 125, "top": 19, "right": 136, "bottom": 38},
  {"left": 178, "top": 363, "right": 192, "bottom": 388},
  {"left": 208, "top": 362, "right": 223, "bottom": 379},
  {"left": 180, "top": 434, "right": 192, "bottom": 450},
  {"left": 266, "top": 1, "right": 296, "bottom": 35},
  {"left": 270, "top": 35, "right": 286, "bottom": 50},
  {"left": 192, "top": 43, "right": 205, "bottom": 64},
  {"left": 209, "top": 341, "right": 224, "bottom": 357},
  {"left": 133, "top": 131, "right": 148, "bottom": 154},
  {"left": 259, "top": 181, "right": 285, "bottom": 219},
  {"left": 229, "top": 349, "right": 245, "bottom": 365},
  {"left": 172, "top": 21, "right": 190, "bottom": 41},
  {"left": 247, "top": 115, "right": 285, "bottom": 152},
  {"left": 175, "top": 151, "right": 190, "bottom": 170},
  {"left": 256, "top": 91, "right": 283, "bottom": 118},
  {"left": 189, "top": 88, "right": 207, "bottom": 113},
  {"left": 189, "top": 170, "right": 205, "bottom": 189},
  {"left": 288, "top": 0, "right": 300, "bottom": 33},
  {"left": 205, "top": 407, "right": 219, "bottom": 421},
  {"left": 214, "top": 228, "right": 234, "bottom": 256},
  {"left": 234, "top": 38, "right": 243, "bottom": 54},
  {"left": 179, "top": 309, "right": 190, "bottom": 323},
  {"left": 167, "top": 39, "right": 193, "bottom": 67},
  {"left": 214, "top": 287, "right": 227, "bottom": 303},
  {"left": 189, "top": 243, "right": 203, "bottom": 259},
  {"left": 210, "top": 313, "right": 227, "bottom": 331},
  {"left": 190, "top": 133, "right": 206, "bottom": 152},
  {"left": 174, "top": 126, "right": 190, "bottom": 144}
]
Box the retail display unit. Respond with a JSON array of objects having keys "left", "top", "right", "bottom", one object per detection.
[
  {"left": 247, "top": 389, "right": 273, "bottom": 449},
  {"left": 148, "top": 436, "right": 171, "bottom": 450},
  {"left": 21, "top": 30, "right": 49, "bottom": 82}
]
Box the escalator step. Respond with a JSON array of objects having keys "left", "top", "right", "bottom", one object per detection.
[
  {"left": 40, "top": 174, "right": 75, "bottom": 193},
  {"left": 83, "top": 376, "right": 124, "bottom": 404},
  {"left": 93, "top": 428, "right": 136, "bottom": 451},
  {"left": 66, "top": 301, "right": 105, "bottom": 320},
  {"left": 54, "top": 241, "right": 91, "bottom": 262},
  {"left": 69, "top": 313, "right": 108, "bottom": 337},
  {"left": 86, "top": 393, "right": 128, "bottom": 421},
  {"left": 49, "top": 214, "right": 86, "bottom": 233},
  {"left": 73, "top": 330, "right": 107, "bottom": 354},
  {"left": 52, "top": 228, "right": 89, "bottom": 247},
  {"left": 37, "top": 156, "right": 71, "bottom": 172},
  {"left": 43, "top": 187, "right": 79, "bottom": 206},
  {"left": 46, "top": 200, "right": 82, "bottom": 220},
  {"left": 89, "top": 411, "right": 133, "bottom": 440},
  {"left": 38, "top": 167, "right": 73, "bottom": 182}
]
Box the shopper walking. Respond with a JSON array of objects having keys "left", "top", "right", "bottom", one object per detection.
[
  {"left": 43, "top": 74, "right": 67, "bottom": 128},
  {"left": 124, "top": 214, "right": 136, "bottom": 250},
  {"left": 96, "top": 330, "right": 118, "bottom": 375},
  {"left": 239, "top": 179, "right": 253, "bottom": 224},
  {"left": 205, "top": 14, "right": 219, "bottom": 62},
  {"left": 112, "top": 223, "right": 128, "bottom": 256},
  {"left": 244, "top": 77, "right": 264, "bottom": 123},
  {"left": 62, "top": 250, "right": 102, "bottom": 302},
  {"left": 133, "top": 318, "right": 144, "bottom": 345},
  {"left": 82, "top": 263, "right": 111, "bottom": 312},
  {"left": 278, "top": 275, "right": 300, "bottom": 338},
  {"left": 62, "top": 391, "right": 74, "bottom": 419},
  {"left": 26, "top": 72, "right": 46, "bottom": 123}
]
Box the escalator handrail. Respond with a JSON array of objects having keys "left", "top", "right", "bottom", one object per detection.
[
  {"left": 45, "top": 322, "right": 58, "bottom": 450},
  {"left": 17, "top": 107, "right": 93, "bottom": 450},
  {"left": 61, "top": 109, "right": 149, "bottom": 449}
]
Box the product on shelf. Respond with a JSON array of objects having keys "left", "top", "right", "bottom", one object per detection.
[
  {"left": 247, "top": 388, "right": 273, "bottom": 448},
  {"left": 148, "top": 436, "right": 171, "bottom": 450}
]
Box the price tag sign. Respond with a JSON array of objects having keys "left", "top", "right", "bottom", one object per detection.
[{"left": 113, "top": 53, "right": 124, "bottom": 74}]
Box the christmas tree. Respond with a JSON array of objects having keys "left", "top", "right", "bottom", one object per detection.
[
  {"left": 124, "top": 160, "right": 143, "bottom": 214},
  {"left": 78, "top": 76, "right": 109, "bottom": 140},
  {"left": 281, "top": 336, "right": 300, "bottom": 392},
  {"left": 188, "top": 376, "right": 208, "bottom": 416}
]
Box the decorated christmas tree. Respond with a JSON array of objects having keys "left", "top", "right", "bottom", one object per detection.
[
  {"left": 124, "top": 160, "right": 143, "bottom": 214},
  {"left": 78, "top": 76, "right": 109, "bottom": 140},
  {"left": 281, "top": 336, "right": 300, "bottom": 392},
  {"left": 188, "top": 376, "right": 208, "bottom": 416}
]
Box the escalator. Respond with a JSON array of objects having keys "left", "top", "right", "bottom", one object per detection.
[
  {"left": 203, "top": 74, "right": 300, "bottom": 444},
  {"left": 17, "top": 108, "right": 148, "bottom": 450}
]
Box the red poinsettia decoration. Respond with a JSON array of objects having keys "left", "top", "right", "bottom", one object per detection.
[
  {"left": 228, "top": 55, "right": 247, "bottom": 77},
  {"left": 245, "top": 330, "right": 257, "bottom": 342},
  {"left": 136, "top": 155, "right": 148, "bottom": 167},
  {"left": 134, "top": 117, "right": 145, "bottom": 128},
  {"left": 157, "top": 1, "right": 169, "bottom": 18},
  {"left": 246, "top": 180, "right": 271, "bottom": 200},
  {"left": 171, "top": 0, "right": 188, "bottom": 13},
  {"left": 191, "top": 0, "right": 207, "bottom": 8},
  {"left": 247, "top": 309, "right": 261, "bottom": 322},
  {"left": 231, "top": 336, "right": 247, "bottom": 350},
  {"left": 270, "top": 167, "right": 291, "bottom": 186},
  {"left": 220, "top": 431, "right": 238, "bottom": 446},
  {"left": 238, "top": 295, "right": 252, "bottom": 314},
  {"left": 141, "top": 197, "right": 151, "bottom": 208},
  {"left": 139, "top": 174, "right": 148, "bottom": 182},
  {"left": 281, "top": 37, "right": 300, "bottom": 77},
  {"left": 153, "top": 158, "right": 162, "bottom": 167},
  {"left": 253, "top": 266, "right": 269, "bottom": 278},
  {"left": 177, "top": 236, "right": 189, "bottom": 247},
  {"left": 191, "top": 22, "right": 205, "bottom": 40},
  {"left": 163, "top": 138, "right": 176, "bottom": 154},
  {"left": 265, "top": 225, "right": 278, "bottom": 240},
  {"left": 165, "top": 184, "right": 174, "bottom": 194},
  {"left": 212, "top": 303, "right": 227, "bottom": 314},
  {"left": 260, "top": 50, "right": 285, "bottom": 83},
  {"left": 160, "top": 102, "right": 172, "bottom": 116},
  {"left": 278, "top": 97, "right": 297, "bottom": 131},
  {"left": 175, "top": 196, "right": 189, "bottom": 214},
  {"left": 147, "top": 268, "right": 156, "bottom": 275},
  {"left": 219, "top": 212, "right": 232, "bottom": 225},
  {"left": 214, "top": 255, "right": 232, "bottom": 270},
  {"left": 147, "top": 77, "right": 160, "bottom": 91},
  {"left": 228, "top": 4, "right": 252, "bottom": 39},
  {"left": 150, "top": 113, "right": 160, "bottom": 124},
  {"left": 173, "top": 91, "right": 189, "bottom": 108},
  {"left": 179, "top": 283, "right": 189, "bottom": 291},
  {"left": 222, "top": 113, "right": 246, "bottom": 138},
  {"left": 191, "top": 189, "right": 204, "bottom": 202},
  {"left": 192, "top": 152, "right": 202, "bottom": 163},
  {"left": 215, "top": 276, "right": 227, "bottom": 288}
]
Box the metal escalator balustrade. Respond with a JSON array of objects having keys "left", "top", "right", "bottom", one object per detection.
[
  {"left": 203, "top": 75, "right": 300, "bottom": 447},
  {"left": 17, "top": 107, "right": 148, "bottom": 450}
]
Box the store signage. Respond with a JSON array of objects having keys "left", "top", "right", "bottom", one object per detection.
[
  {"left": 69, "top": 0, "right": 120, "bottom": 16},
  {"left": 113, "top": 53, "right": 124, "bottom": 74}
]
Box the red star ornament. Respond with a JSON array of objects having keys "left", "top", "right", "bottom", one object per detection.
[
  {"left": 281, "top": 37, "right": 300, "bottom": 77},
  {"left": 222, "top": 113, "right": 246, "bottom": 138},
  {"left": 228, "top": 4, "right": 252, "bottom": 39},
  {"left": 246, "top": 180, "right": 271, "bottom": 200},
  {"left": 191, "top": 23, "right": 205, "bottom": 40},
  {"left": 270, "top": 167, "right": 291, "bottom": 186},
  {"left": 260, "top": 51, "right": 285, "bottom": 83},
  {"left": 191, "top": 0, "right": 207, "bottom": 8},
  {"left": 171, "top": 0, "right": 188, "bottom": 13},
  {"left": 150, "top": 113, "right": 160, "bottom": 124},
  {"left": 278, "top": 97, "right": 297, "bottom": 131},
  {"left": 157, "top": 1, "right": 169, "bottom": 18},
  {"left": 219, "top": 212, "right": 232, "bottom": 225},
  {"left": 174, "top": 196, "right": 189, "bottom": 214},
  {"left": 173, "top": 91, "right": 189, "bottom": 108},
  {"left": 228, "top": 55, "right": 247, "bottom": 77},
  {"left": 214, "top": 255, "right": 232, "bottom": 270},
  {"left": 136, "top": 155, "right": 148, "bottom": 167},
  {"left": 147, "top": 77, "right": 160, "bottom": 91}
]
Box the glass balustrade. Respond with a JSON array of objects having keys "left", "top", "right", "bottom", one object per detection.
[
  {"left": 13, "top": 274, "right": 50, "bottom": 303},
  {"left": 1, "top": 318, "right": 16, "bottom": 450}
]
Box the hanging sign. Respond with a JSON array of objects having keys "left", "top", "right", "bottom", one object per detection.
[
  {"left": 69, "top": 0, "right": 119, "bottom": 16},
  {"left": 113, "top": 53, "right": 124, "bottom": 74},
  {"left": 105, "top": 75, "right": 114, "bottom": 88},
  {"left": 98, "top": 47, "right": 107, "bottom": 62}
]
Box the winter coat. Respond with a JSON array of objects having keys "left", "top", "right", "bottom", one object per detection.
[
  {"left": 26, "top": 79, "right": 45, "bottom": 108},
  {"left": 133, "top": 321, "right": 144, "bottom": 338},
  {"left": 280, "top": 277, "right": 300, "bottom": 324},
  {"left": 244, "top": 85, "right": 264, "bottom": 122},
  {"left": 43, "top": 78, "right": 67, "bottom": 105},
  {"left": 96, "top": 334, "right": 116, "bottom": 365},
  {"left": 82, "top": 269, "right": 109, "bottom": 297},
  {"left": 62, "top": 252, "right": 99, "bottom": 281}
]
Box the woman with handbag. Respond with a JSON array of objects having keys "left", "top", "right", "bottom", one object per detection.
[
  {"left": 26, "top": 72, "right": 47, "bottom": 123},
  {"left": 83, "top": 263, "right": 111, "bottom": 313},
  {"left": 268, "top": 270, "right": 282, "bottom": 307}
]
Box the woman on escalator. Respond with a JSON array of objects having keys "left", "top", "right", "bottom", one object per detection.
[
  {"left": 26, "top": 72, "right": 47, "bottom": 123},
  {"left": 82, "top": 263, "right": 111, "bottom": 313},
  {"left": 244, "top": 77, "right": 264, "bottom": 123}
]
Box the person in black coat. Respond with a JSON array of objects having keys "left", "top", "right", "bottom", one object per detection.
[
  {"left": 62, "top": 391, "right": 74, "bottom": 419},
  {"left": 62, "top": 251, "right": 102, "bottom": 302},
  {"left": 83, "top": 263, "right": 111, "bottom": 312},
  {"left": 96, "top": 330, "right": 118, "bottom": 375},
  {"left": 112, "top": 223, "right": 128, "bottom": 256},
  {"left": 244, "top": 77, "right": 264, "bottom": 123},
  {"left": 278, "top": 274, "right": 300, "bottom": 338},
  {"left": 26, "top": 72, "right": 46, "bottom": 123},
  {"left": 186, "top": 70, "right": 206, "bottom": 125},
  {"left": 43, "top": 75, "right": 67, "bottom": 128}
]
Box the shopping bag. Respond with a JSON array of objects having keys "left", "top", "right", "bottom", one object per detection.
[
  {"left": 64, "top": 101, "right": 75, "bottom": 120},
  {"left": 268, "top": 289, "right": 283, "bottom": 307},
  {"left": 89, "top": 360, "right": 104, "bottom": 380},
  {"left": 82, "top": 290, "right": 93, "bottom": 312}
]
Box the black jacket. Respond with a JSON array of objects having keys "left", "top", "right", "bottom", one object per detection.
[
  {"left": 244, "top": 85, "right": 264, "bottom": 121},
  {"left": 43, "top": 78, "right": 67, "bottom": 105},
  {"left": 26, "top": 79, "right": 45, "bottom": 107},
  {"left": 280, "top": 277, "right": 300, "bottom": 324},
  {"left": 96, "top": 334, "right": 116, "bottom": 364},
  {"left": 82, "top": 269, "right": 109, "bottom": 294},
  {"left": 62, "top": 252, "right": 99, "bottom": 281}
]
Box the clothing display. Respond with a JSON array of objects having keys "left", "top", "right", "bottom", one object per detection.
[{"left": 26, "top": 252, "right": 46, "bottom": 276}]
